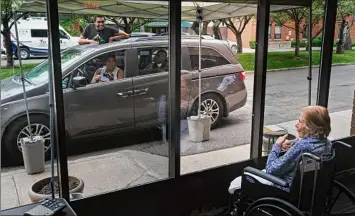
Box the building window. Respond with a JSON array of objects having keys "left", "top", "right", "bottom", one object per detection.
[
  {"left": 268, "top": 25, "right": 271, "bottom": 39},
  {"left": 275, "top": 26, "right": 282, "bottom": 39}
]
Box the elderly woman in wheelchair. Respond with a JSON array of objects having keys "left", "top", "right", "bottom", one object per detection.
[{"left": 228, "top": 105, "right": 341, "bottom": 216}]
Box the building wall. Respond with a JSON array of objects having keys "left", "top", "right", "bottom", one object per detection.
[{"left": 220, "top": 16, "right": 355, "bottom": 49}]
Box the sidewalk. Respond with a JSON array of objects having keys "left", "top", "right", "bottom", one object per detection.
[{"left": 1, "top": 109, "right": 352, "bottom": 210}]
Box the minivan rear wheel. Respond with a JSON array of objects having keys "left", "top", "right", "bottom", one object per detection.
[
  {"left": 3, "top": 115, "right": 50, "bottom": 166},
  {"left": 189, "top": 93, "right": 224, "bottom": 129}
]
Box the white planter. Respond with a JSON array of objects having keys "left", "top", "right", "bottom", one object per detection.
[{"left": 187, "top": 115, "right": 211, "bottom": 142}]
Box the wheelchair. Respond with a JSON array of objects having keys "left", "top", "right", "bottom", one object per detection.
[{"left": 228, "top": 140, "right": 355, "bottom": 216}]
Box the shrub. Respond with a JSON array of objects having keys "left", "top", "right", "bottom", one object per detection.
[
  {"left": 291, "top": 40, "right": 307, "bottom": 48},
  {"left": 249, "top": 41, "right": 256, "bottom": 49}
]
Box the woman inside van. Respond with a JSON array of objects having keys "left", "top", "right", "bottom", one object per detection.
[
  {"left": 91, "top": 55, "right": 123, "bottom": 83},
  {"left": 228, "top": 105, "right": 332, "bottom": 194}
]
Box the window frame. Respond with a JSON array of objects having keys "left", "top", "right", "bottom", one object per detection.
[{"left": 66, "top": 49, "right": 127, "bottom": 88}]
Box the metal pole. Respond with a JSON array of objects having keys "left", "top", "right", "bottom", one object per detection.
[
  {"left": 308, "top": 5, "right": 313, "bottom": 106},
  {"left": 250, "top": 0, "right": 270, "bottom": 159},
  {"left": 168, "top": 0, "right": 181, "bottom": 178},
  {"left": 14, "top": 13, "right": 33, "bottom": 140},
  {"left": 45, "top": 0, "right": 70, "bottom": 201},
  {"left": 317, "top": 0, "right": 338, "bottom": 107},
  {"left": 198, "top": 20, "right": 202, "bottom": 118}
]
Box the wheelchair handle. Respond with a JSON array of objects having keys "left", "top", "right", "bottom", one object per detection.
[
  {"left": 302, "top": 153, "right": 321, "bottom": 162},
  {"left": 243, "top": 167, "right": 289, "bottom": 187},
  {"left": 332, "top": 140, "right": 352, "bottom": 148}
]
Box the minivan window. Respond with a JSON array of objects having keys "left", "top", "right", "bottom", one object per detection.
[
  {"left": 24, "top": 49, "right": 85, "bottom": 85},
  {"left": 188, "top": 47, "right": 230, "bottom": 70},
  {"left": 137, "top": 47, "right": 169, "bottom": 76},
  {"left": 31, "top": 29, "right": 48, "bottom": 37}
]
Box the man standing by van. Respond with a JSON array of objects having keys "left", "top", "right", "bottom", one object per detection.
[{"left": 78, "top": 15, "right": 129, "bottom": 45}]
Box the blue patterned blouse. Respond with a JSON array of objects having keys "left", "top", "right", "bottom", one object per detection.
[{"left": 265, "top": 136, "right": 332, "bottom": 190}]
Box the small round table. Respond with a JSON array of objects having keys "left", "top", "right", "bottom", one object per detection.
[{"left": 263, "top": 126, "right": 288, "bottom": 153}]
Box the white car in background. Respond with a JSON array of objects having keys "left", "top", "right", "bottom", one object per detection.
[{"left": 201, "top": 35, "right": 238, "bottom": 53}]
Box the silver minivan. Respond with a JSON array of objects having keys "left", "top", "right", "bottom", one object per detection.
[{"left": 1, "top": 36, "right": 247, "bottom": 164}]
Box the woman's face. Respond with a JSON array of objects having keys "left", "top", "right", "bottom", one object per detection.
[
  {"left": 296, "top": 112, "right": 306, "bottom": 137},
  {"left": 105, "top": 57, "right": 116, "bottom": 70}
]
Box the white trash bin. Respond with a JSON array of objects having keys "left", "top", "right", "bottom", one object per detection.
[
  {"left": 21, "top": 136, "right": 45, "bottom": 175},
  {"left": 187, "top": 115, "right": 211, "bottom": 142}
]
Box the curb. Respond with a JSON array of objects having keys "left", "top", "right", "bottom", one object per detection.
[{"left": 245, "top": 63, "right": 355, "bottom": 73}]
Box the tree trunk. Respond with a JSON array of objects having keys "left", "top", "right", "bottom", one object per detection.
[
  {"left": 201, "top": 22, "right": 208, "bottom": 35},
  {"left": 336, "top": 19, "right": 346, "bottom": 54},
  {"left": 212, "top": 20, "right": 222, "bottom": 39},
  {"left": 2, "top": 21, "right": 14, "bottom": 68},
  {"left": 191, "top": 21, "right": 199, "bottom": 35},
  {"left": 236, "top": 32, "right": 243, "bottom": 53},
  {"left": 295, "top": 21, "right": 300, "bottom": 57}
]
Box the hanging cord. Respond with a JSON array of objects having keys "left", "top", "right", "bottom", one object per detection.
[{"left": 14, "top": 12, "right": 33, "bottom": 140}]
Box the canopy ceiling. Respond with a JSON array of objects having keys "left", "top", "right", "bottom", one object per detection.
[{"left": 18, "top": 0, "right": 310, "bottom": 21}]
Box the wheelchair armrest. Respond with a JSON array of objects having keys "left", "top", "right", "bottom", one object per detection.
[
  {"left": 332, "top": 140, "right": 352, "bottom": 149},
  {"left": 302, "top": 153, "right": 321, "bottom": 162},
  {"left": 243, "top": 167, "right": 289, "bottom": 187}
]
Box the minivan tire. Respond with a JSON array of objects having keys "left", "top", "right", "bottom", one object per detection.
[
  {"left": 189, "top": 93, "right": 224, "bottom": 129},
  {"left": 3, "top": 115, "right": 50, "bottom": 166}
]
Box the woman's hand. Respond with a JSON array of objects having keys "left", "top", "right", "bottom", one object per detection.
[
  {"left": 281, "top": 139, "right": 292, "bottom": 151},
  {"left": 276, "top": 134, "right": 288, "bottom": 146}
]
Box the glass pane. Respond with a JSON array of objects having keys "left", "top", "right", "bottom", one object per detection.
[{"left": 181, "top": 11, "right": 252, "bottom": 175}]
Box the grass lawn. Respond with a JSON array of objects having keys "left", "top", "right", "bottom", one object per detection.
[
  {"left": 0, "top": 64, "right": 37, "bottom": 80},
  {"left": 1, "top": 49, "right": 355, "bottom": 80},
  {"left": 237, "top": 49, "right": 355, "bottom": 72}
]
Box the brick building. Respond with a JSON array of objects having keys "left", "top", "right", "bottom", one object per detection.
[{"left": 208, "top": 16, "right": 355, "bottom": 49}]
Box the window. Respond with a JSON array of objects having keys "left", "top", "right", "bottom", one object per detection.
[
  {"left": 275, "top": 26, "right": 282, "bottom": 39},
  {"left": 31, "top": 29, "right": 48, "bottom": 37},
  {"left": 137, "top": 47, "right": 169, "bottom": 76},
  {"left": 71, "top": 50, "right": 125, "bottom": 85},
  {"left": 188, "top": 47, "right": 230, "bottom": 70}
]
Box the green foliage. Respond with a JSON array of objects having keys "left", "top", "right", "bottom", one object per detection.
[
  {"left": 291, "top": 40, "right": 307, "bottom": 48},
  {"left": 337, "top": 0, "right": 355, "bottom": 20},
  {"left": 60, "top": 16, "right": 88, "bottom": 36},
  {"left": 249, "top": 41, "right": 256, "bottom": 49}
]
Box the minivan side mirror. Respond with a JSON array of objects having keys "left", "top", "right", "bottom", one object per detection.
[{"left": 72, "top": 76, "right": 87, "bottom": 88}]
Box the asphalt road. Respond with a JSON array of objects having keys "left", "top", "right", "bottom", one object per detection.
[{"left": 67, "top": 65, "right": 355, "bottom": 158}]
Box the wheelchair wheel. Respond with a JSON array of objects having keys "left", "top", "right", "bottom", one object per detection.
[{"left": 245, "top": 197, "right": 304, "bottom": 216}]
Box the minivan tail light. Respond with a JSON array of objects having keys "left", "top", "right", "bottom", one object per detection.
[{"left": 239, "top": 71, "right": 246, "bottom": 80}]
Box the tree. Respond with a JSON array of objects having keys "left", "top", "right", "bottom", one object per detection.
[
  {"left": 271, "top": 0, "right": 324, "bottom": 57},
  {"left": 336, "top": 0, "right": 355, "bottom": 54},
  {"left": 1, "top": 0, "right": 25, "bottom": 67},
  {"left": 191, "top": 21, "right": 209, "bottom": 35},
  {"left": 106, "top": 17, "right": 151, "bottom": 34},
  {"left": 212, "top": 20, "right": 222, "bottom": 39},
  {"left": 223, "top": 16, "right": 253, "bottom": 53}
]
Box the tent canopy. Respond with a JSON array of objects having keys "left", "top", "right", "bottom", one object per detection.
[{"left": 18, "top": 0, "right": 310, "bottom": 21}]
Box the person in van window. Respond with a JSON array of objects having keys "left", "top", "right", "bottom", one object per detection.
[
  {"left": 144, "top": 50, "right": 168, "bottom": 71},
  {"left": 78, "top": 15, "right": 129, "bottom": 45},
  {"left": 91, "top": 56, "right": 123, "bottom": 83}
]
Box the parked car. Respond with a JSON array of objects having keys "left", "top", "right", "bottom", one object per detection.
[
  {"left": 0, "top": 36, "right": 247, "bottom": 164},
  {"left": 201, "top": 35, "right": 238, "bottom": 53}
]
